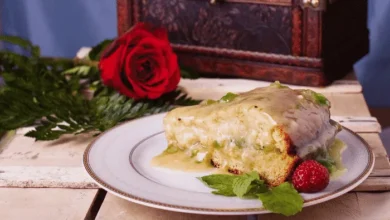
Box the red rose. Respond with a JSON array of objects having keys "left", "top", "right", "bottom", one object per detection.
[{"left": 99, "top": 22, "right": 180, "bottom": 100}]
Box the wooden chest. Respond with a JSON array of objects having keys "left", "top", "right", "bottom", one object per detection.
[{"left": 117, "top": 0, "right": 368, "bottom": 86}]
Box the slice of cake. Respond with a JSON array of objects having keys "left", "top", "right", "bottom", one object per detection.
[{"left": 162, "top": 82, "right": 341, "bottom": 186}]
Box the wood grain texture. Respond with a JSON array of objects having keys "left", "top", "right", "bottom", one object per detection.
[
  {"left": 259, "top": 193, "right": 361, "bottom": 219},
  {"left": 0, "top": 132, "right": 94, "bottom": 166},
  {"left": 97, "top": 192, "right": 390, "bottom": 220},
  {"left": 175, "top": 45, "right": 322, "bottom": 68},
  {"left": 0, "top": 166, "right": 97, "bottom": 188},
  {"left": 178, "top": 78, "right": 361, "bottom": 101},
  {"left": 96, "top": 194, "right": 246, "bottom": 220},
  {"left": 359, "top": 134, "right": 388, "bottom": 157},
  {"left": 354, "top": 177, "right": 390, "bottom": 192},
  {"left": 258, "top": 192, "right": 390, "bottom": 219},
  {"left": 0, "top": 132, "right": 96, "bottom": 188},
  {"left": 357, "top": 192, "right": 390, "bottom": 219},
  {"left": 218, "top": 0, "right": 292, "bottom": 6},
  {"left": 179, "top": 55, "right": 326, "bottom": 86},
  {"left": 116, "top": 0, "right": 368, "bottom": 86},
  {"left": 302, "top": 9, "right": 321, "bottom": 57},
  {"left": 116, "top": 0, "right": 323, "bottom": 85},
  {"left": 327, "top": 94, "right": 371, "bottom": 117},
  {"left": 0, "top": 188, "right": 98, "bottom": 220},
  {"left": 117, "top": 0, "right": 132, "bottom": 37},
  {"left": 330, "top": 116, "right": 381, "bottom": 133},
  {"left": 291, "top": 6, "right": 302, "bottom": 56}
]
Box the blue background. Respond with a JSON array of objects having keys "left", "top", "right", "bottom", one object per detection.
[{"left": 1, "top": 0, "right": 389, "bottom": 107}]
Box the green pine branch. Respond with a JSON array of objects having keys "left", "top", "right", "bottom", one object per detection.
[{"left": 0, "top": 35, "right": 201, "bottom": 141}]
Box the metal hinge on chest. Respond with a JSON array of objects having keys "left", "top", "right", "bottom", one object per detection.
[{"left": 301, "top": 0, "right": 327, "bottom": 11}]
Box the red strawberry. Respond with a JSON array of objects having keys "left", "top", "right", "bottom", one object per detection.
[{"left": 292, "top": 160, "right": 330, "bottom": 193}]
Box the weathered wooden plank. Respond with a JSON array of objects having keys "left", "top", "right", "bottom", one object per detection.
[
  {"left": 95, "top": 194, "right": 246, "bottom": 220},
  {"left": 327, "top": 93, "right": 371, "bottom": 117},
  {"left": 0, "top": 188, "right": 98, "bottom": 220},
  {"left": 357, "top": 192, "right": 390, "bottom": 219},
  {"left": 354, "top": 177, "right": 390, "bottom": 192},
  {"left": 96, "top": 193, "right": 368, "bottom": 220},
  {"left": 0, "top": 132, "right": 96, "bottom": 188},
  {"left": 96, "top": 191, "right": 390, "bottom": 220},
  {"left": 370, "top": 168, "right": 390, "bottom": 177},
  {"left": 331, "top": 116, "right": 381, "bottom": 133},
  {"left": 0, "top": 166, "right": 97, "bottom": 188},
  {"left": 258, "top": 193, "right": 361, "bottom": 220},
  {"left": 179, "top": 79, "right": 361, "bottom": 100},
  {"left": 359, "top": 133, "right": 388, "bottom": 158},
  {"left": 258, "top": 192, "right": 390, "bottom": 219},
  {"left": 0, "top": 132, "right": 94, "bottom": 167},
  {"left": 373, "top": 156, "right": 390, "bottom": 171}
]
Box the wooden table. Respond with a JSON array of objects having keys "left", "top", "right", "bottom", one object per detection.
[{"left": 1, "top": 73, "right": 390, "bottom": 220}]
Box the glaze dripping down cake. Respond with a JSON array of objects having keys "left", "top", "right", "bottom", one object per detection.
[{"left": 162, "top": 82, "right": 341, "bottom": 186}]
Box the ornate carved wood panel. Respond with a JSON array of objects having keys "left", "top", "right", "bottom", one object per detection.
[
  {"left": 179, "top": 54, "right": 325, "bottom": 86},
  {"left": 303, "top": 9, "right": 322, "bottom": 57},
  {"left": 133, "top": 0, "right": 293, "bottom": 55},
  {"left": 116, "top": 0, "right": 368, "bottom": 86}
]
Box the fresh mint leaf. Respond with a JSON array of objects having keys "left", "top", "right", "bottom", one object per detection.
[
  {"left": 198, "top": 174, "right": 238, "bottom": 196},
  {"left": 233, "top": 171, "right": 262, "bottom": 198},
  {"left": 199, "top": 171, "right": 267, "bottom": 198},
  {"left": 211, "top": 184, "right": 236, "bottom": 197},
  {"left": 258, "top": 182, "right": 303, "bottom": 216},
  {"left": 245, "top": 179, "right": 268, "bottom": 198}
]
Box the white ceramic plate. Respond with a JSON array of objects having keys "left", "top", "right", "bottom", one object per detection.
[{"left": 83, "top": 113, "right": 374, "bottom": 215}]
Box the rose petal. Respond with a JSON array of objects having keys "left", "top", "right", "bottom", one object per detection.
[
  {"left": 128, "top": 77, "right": 149, "bottom": 99},
  {"left": 110, "top": 67, "right": 142, "bottom": 99},
  {"left": 165, "top": 52, "right": 181, "bottom": 92},
  {"left": 126, "top": 51, "right": 169, "bottom": 98},
  {"left": 99, "top": 43, "right": 127, "bottom": 86},
  {"left": 126, "top": 44, "right": 167, "bottom": 85}
]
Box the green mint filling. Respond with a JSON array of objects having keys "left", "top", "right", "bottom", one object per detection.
[
  {"left": 212, "top": 140, "right": 222, "bottom": 149},
  {"left": 220, "top": 92, "right": 238, "bottom": 103},
  {"left": 198, "top": 172, "right": 304, "bottom": 216},
  {"left": 317, "top": 159, "right": 337, "bottom": 173},
  {"left": 191, "top": 150, "right": 199, "bottom": 158},
  {"left": 313, "top": 92, "right": 329, "bottom": 106},
  {"left": 263, "top": 145, "right": 275, "bottom": 153},
  {"left": 164, "top": 144, "right": 178, "bottom": 154},
  {"left": 205, "top": 99, "right": 217, "bottom": 105},
  {"left": 234, "top": 138, "right": 245, "bottom": 148},
  {"left": 254, "top": 144, "right": 262, "bottom": 150},
  {"left": 270, "top": 81, "right": 289, "bottom": 89},
  {"left": 308, "top": 147, "right": 337, "bottom": 174}
]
